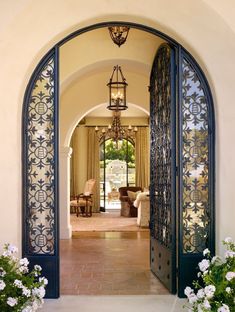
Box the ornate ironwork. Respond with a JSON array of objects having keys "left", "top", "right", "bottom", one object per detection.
[
  {"left": 95, "top": 111, "right": 137, "bottom": 144},
  {"left": 107, "top": 65, "right": 128, "bottom": 111},
  {"left": 150, "top": 45, "right": 173, "bottom": 248},
  {"left": 25, "top": 57, "right": 55, "bottom": 254},
  {"left": 181, "top": 58, "right": 209, "bottom": 253},
  {"left": 108, "top": 26, "right": 130, "bottom": 47}
]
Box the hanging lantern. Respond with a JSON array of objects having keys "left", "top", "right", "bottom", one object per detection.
[{"left": 107, "top": 65, "right": 128, "bottom": 111}]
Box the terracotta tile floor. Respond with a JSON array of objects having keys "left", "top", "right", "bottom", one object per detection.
[{"left": 60, "top": 231, "right": 169, "bottom": 295}]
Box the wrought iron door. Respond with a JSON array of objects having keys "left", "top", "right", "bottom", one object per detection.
[
  {"left": 22, "top": 48, "right": 59, "bottom": 298},
  {"left": 150, "top": 43, "right": 176, "bottom": 293},
  {"left": 177, "top": 50, "right": 215, "bottom": 297}
]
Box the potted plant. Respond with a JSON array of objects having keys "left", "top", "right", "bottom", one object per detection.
[
  {"left": 0, "top": 243, "right": 47, "bottom": 311},
  {"left": 184, "top": 237, "right": 235, "bottom": 312}
]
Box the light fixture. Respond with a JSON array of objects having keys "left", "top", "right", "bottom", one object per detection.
[
  {"left": 95, "top": 111, "right": 137, "bottom": 145},
  {"left": 107, "top": 65, "right": 128, "bottom": 111},
  {"left": 108, "top": 26, "right": 130, "bottom": 47}
]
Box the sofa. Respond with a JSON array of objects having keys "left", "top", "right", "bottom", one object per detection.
[
  {"left": 134, "top": 192, "right": 150, "bottom": 227},
  {"left": 119, "top": 186, "right": 142, "bottom": 217}
]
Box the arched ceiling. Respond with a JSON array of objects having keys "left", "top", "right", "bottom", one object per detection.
[{"left": 60, "top": 27, "right": 165, "bottom": 143}]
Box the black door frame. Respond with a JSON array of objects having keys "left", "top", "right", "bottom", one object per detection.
[{"left": 22, "top": 21, "right": 215, "bottom": 298}]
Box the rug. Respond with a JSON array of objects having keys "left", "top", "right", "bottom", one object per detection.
[{"left": 71, "top": 211, "right": 149, "bottom": 232}]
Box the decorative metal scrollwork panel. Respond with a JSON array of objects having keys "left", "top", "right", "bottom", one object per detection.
[
  {"left": 182, "top": 58, "right": 209, "bottom": 253},
  {"left": 150, "top": 45, "right": 172, "bottom": 248},
  {"left": 26, "top": 57, "right": 55, "bottom": 254}
]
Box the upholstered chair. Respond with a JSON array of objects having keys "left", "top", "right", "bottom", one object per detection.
[
  {"left": 119, "top": 186, "right": 142, "bottom": 217},
  {"left": 70, "top": 179, "right": 96, "bottom": 217}
]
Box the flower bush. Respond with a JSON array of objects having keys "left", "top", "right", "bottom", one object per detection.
[
  {"left": 184, "top": 237, "right": 235, "bottom": 312},
  {"left": 0, "top": 244, "right": 47, "bottom": 311}
]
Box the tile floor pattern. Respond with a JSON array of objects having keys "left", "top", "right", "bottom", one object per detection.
[
  {"left": 42, "top": 295, "right": 187, "bottom": 312},
  {"left": 70, "top": 212, "right": 149, "bottom": 232},
  {"left": 60, "top": 232, "right": 169, "bottom": 295}
]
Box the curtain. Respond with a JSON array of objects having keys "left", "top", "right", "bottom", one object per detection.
[
  {"left": 70, "top": 128, "right": 79, "bottom": 198},
  {"left": 135, "top": 127, "right": 150, "bottom": 189},
  {"left": 87, "top": 128, "right": 100, "bottom": 212}
]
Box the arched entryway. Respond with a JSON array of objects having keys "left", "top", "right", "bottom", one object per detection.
[{"left": 22, "top": 22, "right": 215, "bottom": 298}]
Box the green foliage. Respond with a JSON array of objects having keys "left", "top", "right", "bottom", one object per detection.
[
  {"left": 0, "top": 244, "right": 47, "bottom": 311},
  {"left": 103, "top": 139, "right": 135, "bottom": 164},
  {"left": 184, "top": 238, "right": 235, "bottom": 312}
]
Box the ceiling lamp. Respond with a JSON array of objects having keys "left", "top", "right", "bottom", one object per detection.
[
  {"left": 95, "top": 111, "right": 137, "bottom": 144},
  {"left": 107, "top": 65, "right": 128, "bottom": 111},
  {"left": 108, "top": 26, "right": 130, "bottom": 47}
]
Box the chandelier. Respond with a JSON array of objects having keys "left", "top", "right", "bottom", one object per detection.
[
  {"left": 107, "top": 65, "right": 128, "bottom": 111},
  {"left": 95, "top": 65, "right": 137, "bottom": 145},
  {"left": 95, "top": 111, "right": 137, "bottom": 144},
  {"left": 108, "top": 26, "right": 130, "bottom": 47}
]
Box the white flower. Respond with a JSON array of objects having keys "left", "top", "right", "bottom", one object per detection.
[
  {"left": 7, "top": 297, "right": 18, "bottom": 307},
  {"left": 203, "top": 270, "right": 209, "bottom": 276},
  {"left": 20, "top": 258, "right": 29, "bottom": 267},
  {"left": 225, "top": 250, "right": 235, "bottom": 258},
  {"left": 203, "top": 248, "right": 210, "bottom": 256},
  {"left": 39, "top": 277, "right": 48, "bottom": 285},
  {"left": 188, "top": 294, "right": 198, "bottom": 304},
  {"left": 22, "top": 306, "right": 33, "bottom": 312},
  {"left": 18, "top": 265, "right": 29, "bottom": 273},
  {"left": 0, "top": 267, "right": 6, "bottom": 277},
  {"left": 34, "top": 264, "right": 42, "bottom": 271},
  {"left": 204, "top": 285, "right": 216, "bottom": 299},
  {"left": 197, "top": 304, "right": 204, "bottom": 312},
  {"left": 217, "top": 303, "right": 230, "bottom": 312},
  {"left": 8, "top": 245, "right": 18, "bottom": 253},
  {"left": 14, "top": 279, "right": 23, "bottom": 288},
  {"left": 203, "top": 299, "right": 211, "bottom": 309},
  {"left": 32, "top": 286, "right": 46, "bottom": 299},
  {"left": 197, "top": 272, "right": 202, "bottom": 277},
  {"left": 197, "top": 289, "right": 205, "bottom": 299},
  {"left": 184, "top": 286, "right": 193, "bottom": 297},
  {"left": 225, "top": 271, "right": 235, "bottom": 281},
  {"left": 224, "top": 237, "right": 233, "bottom": 243},
  {"left": 22, "top": 286, "right": 31, "bottom": 297},
  {"left": 0, "top": 280, "right": 6, "bottom": 290},
  {"left": 199, "top": 259, "right": 210, "bottom": 272},
  {"left": 211, "top": 256, "right": 219, "bottom": 264},
  {"left": 3, "top": 244, "right": 18, "bottom": 257},
  {"left": 225, "top": 287, "right": 231, "bottom": 294}
]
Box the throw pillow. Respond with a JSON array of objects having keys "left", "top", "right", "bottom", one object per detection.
[{"left": 127, "top": 190, "right": 141, "bottom": 202}]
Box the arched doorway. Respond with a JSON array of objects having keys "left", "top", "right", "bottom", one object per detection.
[
  {"left": 22, "top": 22, "right": 215, "bottom": 298},
  {"left": 100, "top": 138, "right": 136, "bottom": 211}
]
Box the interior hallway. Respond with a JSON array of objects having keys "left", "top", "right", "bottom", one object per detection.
[{"left": 60, "top": 231, "right": 168, "bottom": 295}]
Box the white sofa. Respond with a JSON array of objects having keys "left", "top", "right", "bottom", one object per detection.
[{"left": 134, "top": 192, "right": 150, "bottom": 227}]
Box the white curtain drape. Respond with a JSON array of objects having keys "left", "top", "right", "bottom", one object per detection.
[{"left": 135, "top": 127, "right": 150, "bottom": 189}]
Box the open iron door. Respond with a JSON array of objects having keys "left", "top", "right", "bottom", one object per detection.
[{"left": 149, "top": 43, "right": 177, "bottom": 294}]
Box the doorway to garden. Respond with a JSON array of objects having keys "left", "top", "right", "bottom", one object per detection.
[{"left": 22, "top": 21, "right": 215, "bottom": 298}]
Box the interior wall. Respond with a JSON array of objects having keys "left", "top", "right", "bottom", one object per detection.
[
  {"left": 0, "top": 0, "right": 235, "bottom": 253},
  {"left": 60, "top": 71, "right": 150, "bottom": 146}
]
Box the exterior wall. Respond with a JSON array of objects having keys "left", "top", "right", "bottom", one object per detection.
[{"left": 0, "top": 0, "right": 235, "bottom": 253}]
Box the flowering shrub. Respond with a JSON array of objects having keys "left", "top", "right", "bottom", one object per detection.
[
  {"left": 0, "top": 244, "right": 47, "bottom": 311},
  {"left": 184, "top": 237, "right": 235, "bottom": 312}
]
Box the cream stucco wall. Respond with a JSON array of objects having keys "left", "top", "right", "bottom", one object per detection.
[{"left": 0, "top": 0, "right": 235, "bottom": 254}]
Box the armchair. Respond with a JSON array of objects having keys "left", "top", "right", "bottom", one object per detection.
[
  {"left": 70, "top": 179, "right": 96, "bottom": 217},
  {"left": 119, "top": 186, "right": 142, "bottom": 217}
]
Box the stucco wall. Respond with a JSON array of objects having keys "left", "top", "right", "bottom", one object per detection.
[{"left": 0, "top": 0, "right": 235, "bottom": 254}]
